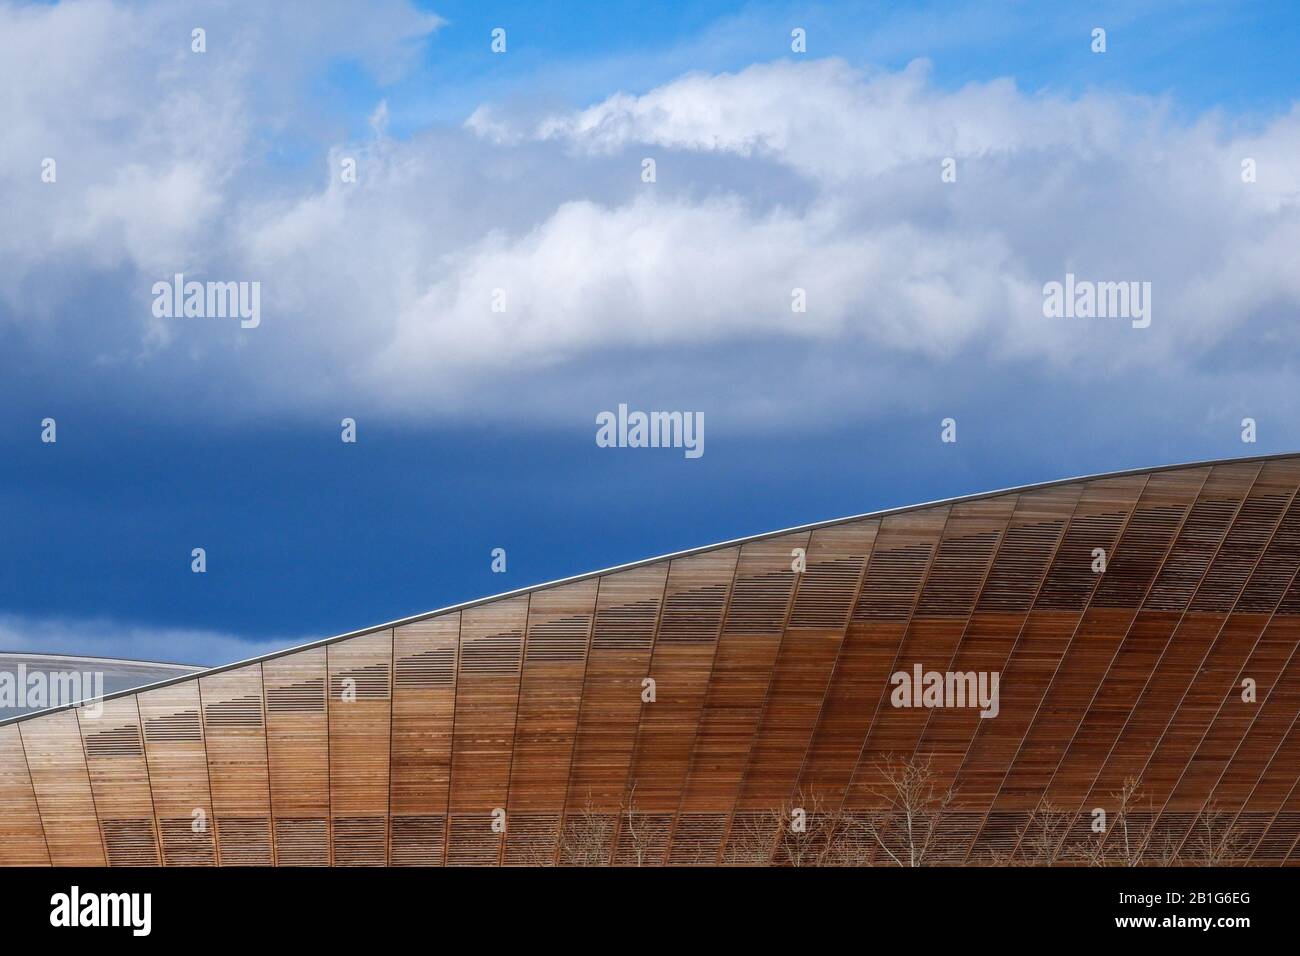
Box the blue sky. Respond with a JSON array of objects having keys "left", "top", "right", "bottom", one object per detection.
[{"left": 2, "top": 0, "right": 1299, "bottom": 663}]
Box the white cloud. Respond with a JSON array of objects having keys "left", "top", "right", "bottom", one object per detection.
[{"left": 2, "top": 3, "right": 1299, "bottom": 428}]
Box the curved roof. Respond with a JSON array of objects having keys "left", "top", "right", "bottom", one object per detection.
[
  {"left": 6, "top": 450, "right": 1300, "bottom": 867},
  {"left": 2, "top": 449, "right": 1297, "bottom": 727},
  {"left": 0, "top": 653, "right": 200, "bottom": 719}
]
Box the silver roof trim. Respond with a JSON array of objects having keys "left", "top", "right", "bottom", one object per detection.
[
  {"left": 4, "top": 450, "right": 1296, "bottom": 727},
  {"left": 0, "top": 652, "right": 200, "bottom": 671}
]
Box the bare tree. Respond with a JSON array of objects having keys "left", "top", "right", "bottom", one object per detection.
[
  {"left": 983, "top": 801, "right": 1076, "bottom": 866},
  {"left": 723, "top": 810, "right": 780, "bottom": 865},
  {"left": 556, "top": 795, "right": 614, "bottom": 866},
  {"left": 855, "top": 756, "right": 957, "bottom": 867},
  {"left": 616, "top": 783, "right": 656, "bottom": 866},
  {"left": 1178, "top": 803, "right": 1252, "bottom": 866},
  {"left": 771, "top": 791, "right": 860, "bottom": 867},
  {"left": 1072, "top": 777, "right": 1185, "bottom": 867}
]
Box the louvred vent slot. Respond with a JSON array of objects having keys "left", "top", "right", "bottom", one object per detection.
[
  {"left": 558, "top": 812, "right": 614, "bottom": 865},
  {"left": 266, "top": 677, "right": 325, "bottom": 713},
  {"left": 84, "top": 723, "right": 144, "bottom": 757},
  {"left": 447, "top": 814, "right": 502, "bottom": 866},
  {"left": 330, "top": 663, "right": 390, "bottom": 700},
  {"left": 460, "top": 631, "right": 523, "bottom": 676},
  {"left": 613, "top": 812, "right": 672, "bottom": 864},
  {"left": 396, "top": 647, "right": 456, "bottom": 687},
  {"left": 976, "top": 520, "right": 1064, "bottom": 612},
  {"left": 159, "top": 817, "right": 215, "bottom": 865},
  {"left": 853, "top": 544, "right": 933, "bottom": 622},
  {"left": 1192, "top": 494, "right": 1291, "bottom": 612},
  {"left": 723, "top": 811, "right": 778, "bottom": 864},
  {"left": 1276, "top": 573, "right": 1300, "bottom": 616},
  {"left": 143, "top": 709, "right": 202, "bottom": 742},
  {"left": 1036, "top": 511, "right": 1128, "bottom": 610},
  {"left": 789, "top": 556, "right": 867, "bottom": 628},
  {"left": 723, "top": 568, "right": 797, "bottom": 635},
  {"left": 204, "top": 694, "right": 263, "bottom": 728},
  {"left": 1092, "top": 505, "right": 1187, "bottom": 608},
  {"left": 101, "top": 817, "right": 159, "bottom": 866},
  {"left": 1145, "top": 499, "right": 1239, "bottom": 610},
  {"left": 332, "top": 816, "right": 387, "bottom": 866},
  {"left": 1238, "top": 501, "right": 1300, "bottom": 612},
  {"left": 915, "top": 531, "right": 1001, "bottom": 617},
  {"left": 668, "top": 813, "right": 728, "bottom": 864},
  {"left": 391, "top": 815, "right": 446, "bottom": 866},
  {"left": 592, "top": 598, "right": 660, "bottom": 650},
  {"left": 1254, "top": 812, "right": 1300, "bottom": 860},
  {"left": 526, "top": 614, "right": 591, "bottom": 661},
  {"left": 274, "top": 818, "right": 329, "bottom": 866},
  {"left": 503, "top": 811, "right": 561, "bottom": 864},
  {"left": 658, "top": 583, "right": 730, "bottom": 642},
  {"left": 216, "top": 817, "right": 272, "bottom": 865}
]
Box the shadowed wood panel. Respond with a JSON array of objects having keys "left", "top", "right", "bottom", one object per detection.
[
  {"left": 137, "top": 682, "right": 215, "bottom": 866},
  {"left": 1148, "top": 472, "right": 1300, "bottom": 847},
  {"left": 674, "top": 531, "right": 809, "bottom": 829},
  {"left": 1085, "top": 468, "right": 1290, "bottom": 832},
  {"left": 448, "top": 597, "right": 528, "bottom": 865},
  {"left": 200, "top": 664, "right": 272, "bottom": 866},
  {"left": 1249, "top": 703, "right": 1300, "bottom": 863},
  {"left": 566, "top": 566, "right": 667, "bottom": 821},
  {"left": 79, "top": 698, "right": 159, "bottom": 866},
  {"left": 951, "top": 474, "right": 1146, "bottom": 855},
  {"left": 1143, "top": 464, "right": 1262, "bottom": 612},
  {"left": 1213, "top": 611, "right": 1300, "bottom": 834},
  {"left": 848, "top": 499, "right": 1015, "bottom": 809},
  {"left": 990, "top": 470, "right": 1205, "bottom": 833},
  {"left": 796, "top": 508, "right": 948, "bottom": 810},
  {"left": 19, "top": 710, "right": 105, "bottom": 865},
  {"left": 263, "top": 647, "right": 330, "bottom": 866},
  {"left": 625, "top": 548, "right": 739, "bottom": 819},
  {"left": 917, "top": 485, "right": 1082, "bottom": 802},
  {"left": 1043, "top": 466, "right": 1258, "bottom": 826},
  {"left": 735, "top": 521, "right": 879, "bottom": 819},
  {"left": 1059, "top": 464, "right": 1270, "bottom": 844},
  {"left": 504, "top": 582, "right": 597, "bottom": 864},
  {"left": 328, "top": 630, "right": 392, "bottom": 866},
  {"left": 0, "top": 724, "right": 48, "bottom": 865},
  {"left": 1160, "top": 601, "right": 1300, "bottom": 857},
  {"left": 390, "top": 613, "right": 459, "bottom": 865}
]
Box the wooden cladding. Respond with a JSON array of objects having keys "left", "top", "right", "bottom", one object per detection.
[{"left": 6, "top": 456, "right": 1300, "bottom": 865}]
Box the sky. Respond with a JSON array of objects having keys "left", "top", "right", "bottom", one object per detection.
[{"left": 1, "top": 0, "right": 1298, "bottom": 664}]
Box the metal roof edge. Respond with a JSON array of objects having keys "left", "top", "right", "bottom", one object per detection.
[{"left": 4, "top": 449, "right": 1296, "bottom": 727}]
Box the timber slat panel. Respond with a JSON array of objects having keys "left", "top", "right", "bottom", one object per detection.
[
  {"left": 264, "top": 647, "right": 330, "bottom": 866},
  {"left": 626, "top": 549, "right": 738, "bottom": 829},
  {"left": 991, "top": 468, "right": 1207, "bottom": 856},
  {"left": 448, "top": 598, "right": 528, "bottom": 865},
  {"left": 798, "top": 508, "right": 949, "bottom": 815},
  {"left": 6, "top": 455, "right": 1300, "bottom": 866},
  {"left": 19, "top": 710, "right": 105, "bottom": 865},
  {"left": 1069, "top": 464, "right": 1291, "bottom": 855},
  {"left": 566, "top": 566, "right": 667, "bottom": 830},
  {"left": 677, "top": 531, "right": 808, "bottom": 860},
  {"left": 0, "top": 724, "right": 49, "bottom": 865},
  {"left": 79, "top": 698, "right": 160, "bottom": 866},
  {"left": 138, "top": 682, "right": 216, "bottom": 866},
  {"left": 390, "top": 613, "right": 460, "bottom": 865},
  {"left": 505, "top": 582, "right": 597, "bottom": 864},
  {"left": 328, "top": 631, "right": 393, "bottom": 866},
  {"left": 200, "top": 665, "right": 273, "bottom": 865}
]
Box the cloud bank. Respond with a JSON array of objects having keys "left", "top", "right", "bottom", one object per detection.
[{"left": 2, "top": 1, "right": 1298, "bottom": 428}]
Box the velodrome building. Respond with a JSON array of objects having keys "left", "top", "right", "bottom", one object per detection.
[{"left": 3, "top": 454, "right": 1300, "bottom": 866}]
